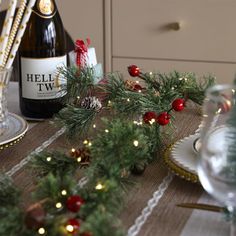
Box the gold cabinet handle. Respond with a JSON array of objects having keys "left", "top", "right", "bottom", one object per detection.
[{"left": 166, "top": 22, "right": 181, "bottom": 31}]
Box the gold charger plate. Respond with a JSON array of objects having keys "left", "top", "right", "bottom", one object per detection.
[
  {"left": 0, "top": 113, "right": 28, "bottom": 150},
  {"left": 164, "top": 133, "right": 199, "bottom": 183}
]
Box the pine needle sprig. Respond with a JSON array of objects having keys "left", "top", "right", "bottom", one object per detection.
[
  {"left": 60, "top": 66, "right": 95, "bottom": 104},
  {"left": 104, "top": 75, "right": 165, "bottom": 116},
  {"left": 32, "top": 173, "right": 77, "bottom": 211},
  {"left": 0, "top": 174, "right": 20, "bottom": 207},
  {"left": 86, "top": 118, "right": 151, "bottom": 182},
  {"left": 0, "top": 207, "right": 26, "bottom": 236},
  {"left": 80, "top": 206, "right": 125, "bottom": 236},
  {"left": 79, "top": 178, "right": 124, "bottom": 217},
  {"left": 0, "top": 174, "right": 28, "bottom": 236},
  {"left": 109, "top": 89, "right": 158, "bottom": 117},
  {"left": 142, "top": 71, "right": 215, "bottom": 105},
  {"left": 101, "top": 72, "right": 127, "bottom": 102},
  {"left": 55, "top": 105, "right": 98, "bottom": 138},
  {"left": 30, "top": 151, "right": 80, "bottom": 177},
  {"left": 142, "top": 123, "right": 162, "bottom": 158},
  {"left": 183, "top": 75, "right": 215, "bottom": 105},
  {"left": 141, "top": 72, "right": 161, "bottom": 91},
  {"left": 110, "top": 92, "right": 145, "bottom": 116}
]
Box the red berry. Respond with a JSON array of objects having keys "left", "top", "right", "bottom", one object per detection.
[
  {"left": 172, "top": 98, "right": 185, "bottom": 111},
  {"left": 66, "top": 195, "right": 84, "bottom": 212},
  {"left": 157, "top": 112, "right": 170, "bottom": 126},
  {"left": 143, "top": 111, "right": 157, "bottom": 124},
  {"left": 133, "top": 84, "right": 143, "bottom": 91},
  {"left": 128, "top": 65, "right": 140, "bottom": 77},
  {"left": 66, "top": 218, "right": 80, "bottom": 234}
]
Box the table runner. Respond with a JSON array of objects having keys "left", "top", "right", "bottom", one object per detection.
[{"left": 0, "top": 82, "right": 228, "bottom": 236}]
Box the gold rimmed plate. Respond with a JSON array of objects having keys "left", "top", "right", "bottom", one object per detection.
[
  {"left": 0, "top": 113, "right": 28, "bottom": 150},
  {"left": 164, "top": 133, "right": 200, "bottom": 183}
]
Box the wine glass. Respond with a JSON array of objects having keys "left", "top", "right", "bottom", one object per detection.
[{"left": 198, "top": 84, "right": 236, "bottom": 236}]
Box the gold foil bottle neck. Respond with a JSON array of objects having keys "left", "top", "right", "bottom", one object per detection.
[{"left": 37, "top": 0, "right": 54, "bottom": 15}]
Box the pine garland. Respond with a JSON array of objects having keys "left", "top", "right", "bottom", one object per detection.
[
  {"left": 56, "top": 67, "right": 215, "bottom": 138},
  {"left": 0, "top": 65, "right": 216, "bottom": 235}
]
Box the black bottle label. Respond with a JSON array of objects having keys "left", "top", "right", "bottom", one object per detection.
[
  {"left": 34, "top": 0, "right": 57, "bottom": 18},
  {"left": 21, "top": 56, "right": 67, "bottom": 100}
]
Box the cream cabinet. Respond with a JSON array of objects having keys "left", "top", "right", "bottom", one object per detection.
[{"left": 105, "top": 0, "right": 236, "bottom": 83}]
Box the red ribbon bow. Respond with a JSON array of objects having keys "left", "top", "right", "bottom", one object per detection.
[{"left": 75, "top": 38, "right": 91, "bottom": 67}]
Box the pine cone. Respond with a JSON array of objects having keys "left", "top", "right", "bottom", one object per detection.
[
  {"left": 25, "top": 203, "right": 46, "bottom": 229},
  {"left": 81, "top": 96, "right": 102, "bottom": 111}
]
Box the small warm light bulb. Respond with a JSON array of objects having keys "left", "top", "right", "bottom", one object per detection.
[
  {"left": 77, "top": 157, "right": 82, "bottom": 162},
  {"left": 71, "top": 148, "right": 76, "bottom": 153},
  {"left": 149, "top": 118, "right": 155, "bottom": 125},
  {"left": 55, "top": 202, "right": 62, "bottom": 209},
  {"left": 133, "top": 140, "right": 139, "bottom": 147},
  {"left": 66, "top": 224, "right": 74, "bottom": 233},
  {"left": 46, "top": 157, "right": 52, "bottom": 162},
  {"left": 88, "top": 142, "right": 92, "bottom": 147},
  {"left": 61, "top": 190, "right": 67, "bottom": 196},
  {"left": 127, "top": 98, "right": 130, "bottom": 102},
  {"left": 83, "top": 140, "right": 89, "bottom": 145},
  {"left": 226, "top": 100, "right": 231, "bottom": 107},
  {"left": 138, "top": 90, "right": 142, "bottom": 93},
  {"left": 77, "top": 96, "right": 80, "bottom": 100},
  {"left": 38, "top": 228, "right": 46, "bottom": 235},
  {"left": 93, "top": 124, "right": 96, "bottom": 128},
  {"left": 105, "top": 129, "right": 109, "bottom": 133},
  {"left": 95, "top": 183, "right": 104, "bottom": 190},
  {"left": 179, "top": 77, "right": 183, "bottom": 81},
  {"left": 232, "top": 89, "right": 235, "bottom": 93},
  {"left": 149, "top": 72, "right": 153, "bottom": 75},
  {"left": 216, "top": 108, "right": 222, "bottom": 114},
  {"left": 184, "top": 78, "right": 188, "bottom": 81}
]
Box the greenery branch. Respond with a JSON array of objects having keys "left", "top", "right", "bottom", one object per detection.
[{"left": 0, "top": 65, "right": 216, "bottom": 235}]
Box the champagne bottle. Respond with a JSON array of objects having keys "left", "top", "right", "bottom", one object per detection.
[{"left": 19, "top": 0, "right": 67, "bottom": 119}]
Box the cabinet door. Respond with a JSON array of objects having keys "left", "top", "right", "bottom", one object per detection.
[
  {"left": 112, "top": 0, "right": 236, "bottom": 63},
  {"left": 57, "top": 0, "right": 104, "bottom": 66}
]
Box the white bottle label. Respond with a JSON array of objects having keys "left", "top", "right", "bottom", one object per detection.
[{"left": 21, "top": 55, "right": 67, "bottom": 100}]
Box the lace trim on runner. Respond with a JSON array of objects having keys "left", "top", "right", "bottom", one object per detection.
[
  {"left": 127, "top": 172, "right": 174, "bottom": 236},
  {"left": 6, "top": 127, "right": 65, "bottom": 177}
]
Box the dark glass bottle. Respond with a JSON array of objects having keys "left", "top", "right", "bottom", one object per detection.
[{"left": 19, "top": 0, "right": 67, "bottom": 119}]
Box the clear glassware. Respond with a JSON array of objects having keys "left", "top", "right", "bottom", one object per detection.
[
  {"left": 0, "top": 67, "right": 12, "bottom": 135},
  {"left": 198, "top": 84, "right": 236, "bottom": 236}
]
